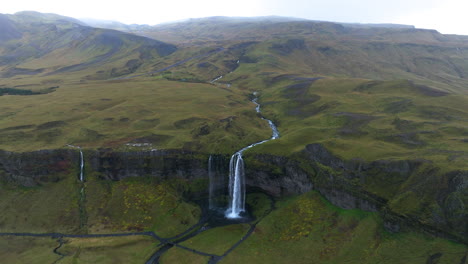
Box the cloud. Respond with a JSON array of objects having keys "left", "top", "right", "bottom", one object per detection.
[
  {"left": 2, "top": 0, "right": 466, "bottom": 34},
  {"left": 393, "top": 0, "right": 468, "bottom": 34}
]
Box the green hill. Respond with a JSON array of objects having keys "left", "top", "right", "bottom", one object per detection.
[{"left": 0, "top": 12, "right": 177, "bottom": 82}]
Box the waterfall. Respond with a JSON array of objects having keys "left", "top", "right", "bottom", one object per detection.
[
  {"left": 210, "top": 75, "right": 223, "bottom": 83},
  {"left": 225, "top": 94, "right": 279, "bottom": 219},
  {"left": 79, "top": 149, "right": 84, "bottom": 182},
  {"left": 226, "top": 152, "right": 246, "bottom": 218}
]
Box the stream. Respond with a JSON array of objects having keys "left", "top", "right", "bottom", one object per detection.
[{"left": 225, "top": 94, "right": 280, "bottom": 219}]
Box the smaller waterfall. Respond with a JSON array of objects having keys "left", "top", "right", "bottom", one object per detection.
[
  {"left": 210, "top": 75, "right": 223, "bottom": 83},
  {"left": 208, "top": 155, "right": 227, "bottom": 210},
  {"left": 79, "top": 149, "right": 84, "bottom": 182}
]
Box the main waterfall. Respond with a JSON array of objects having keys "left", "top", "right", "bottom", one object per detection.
[{"left": 225, "top": 94, "right": 279, "bottom": 219}]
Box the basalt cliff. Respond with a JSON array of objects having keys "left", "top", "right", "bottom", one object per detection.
[{"left": 1, "top": 145, "right": 466, "bottom": 243}]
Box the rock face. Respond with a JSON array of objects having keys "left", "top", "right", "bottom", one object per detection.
[
  {"left": 94, "top": 149, "right": 208, "bottom": 180},
  {"left": 0, "top": 149, "right": 208, "bottom": 186},
  {"left": 245, "top": 154, "right": 312, "bottom": 196},
  {"left": 0, "top": 149, "right": 77, "bottom": 186},
  {"left": 299, "top": 143, "right": 467, "bottom": 243},
  {"left": 0, "top": 145, "right": 466, "bottom": 243}
]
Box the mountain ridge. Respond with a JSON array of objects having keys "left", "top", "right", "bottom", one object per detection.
[{"left": 0, "top": 11, "right": 177, "bottom": 80}]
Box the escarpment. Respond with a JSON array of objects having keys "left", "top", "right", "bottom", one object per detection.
[{"left": 0, "top": 145, "right": 466, "bottom": 243}]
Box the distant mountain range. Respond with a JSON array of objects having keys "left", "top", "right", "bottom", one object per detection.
[{"left": 1, "top": 11, "right": 467, "bottom": 90}]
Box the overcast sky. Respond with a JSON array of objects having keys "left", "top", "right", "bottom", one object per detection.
[{"left": 2, "top": 0, "right": 468, "bottom": 35}]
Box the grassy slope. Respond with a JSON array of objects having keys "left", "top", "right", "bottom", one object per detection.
[
  {"left": 0, "top": 78, "right": 270, "bottom": 154},
  {"left": 0, "top": 173, "right": 80, "bottom": 233},
  {"left": 85, "top": 176, "right": 201, "bottom": 237},
  {"left": 222, "top": 192, "right": 467, "bottom": 264},
  {"left": 158, "top": 191, "right": 467, "bottom": 263},
  {"left": 0, "top": 169, "right": 202, "bottom": 236},
  {"left": 251, "top": 77, "right": 468, "bottom": 170}
]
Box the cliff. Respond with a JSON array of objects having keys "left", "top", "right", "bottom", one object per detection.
[{"left": 0, "top": 146, "right": 466, "bottom": 243}]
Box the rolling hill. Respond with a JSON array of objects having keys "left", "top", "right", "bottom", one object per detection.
[{"left": 0, "top": 11, "right": 177, "bottom": 81}]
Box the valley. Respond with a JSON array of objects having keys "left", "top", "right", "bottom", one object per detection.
[{"left": 0, "top": 12, "right": 467, "bottom": 263}]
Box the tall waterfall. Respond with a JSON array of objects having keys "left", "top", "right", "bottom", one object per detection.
[
  {"left": 226, "top": 152, "right": 246, "bottom": 218},
  {"left": 79, "top": 149, "right": 84, "bottom": 182},
  {"left": 225, "top": 94, "right": 280, "bottom": 219}
]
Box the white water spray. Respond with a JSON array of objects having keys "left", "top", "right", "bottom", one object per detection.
[
  {"left": 210, "top": 75, "right": 223, "bottom": 83},
  {"left": 226, "top": 94, "right": 279, "bottom": 219},
  {"left": 79, "top": 149, "right": 84, "bottom": 182}
]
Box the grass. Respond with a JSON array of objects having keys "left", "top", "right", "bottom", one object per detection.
[
  {"left": 85, "top": 176, "right": 202, "bottom": 238},
  {"left": 220, "top": 191, "right": 467, "bottom": 264},
  {"left": 0, "top": 173, "right": 80, "bottom": 233},
  {"left": 0, "top": 78, "right": 271, "bottom": 154},
  {"left": 0, "top": 236, "right": 158, "bottom": 264},
  {"left": 160, "top": 247, "right": 210, "bottom": 264},
  {"left": 251, "top": 77, "right": 468, "bottom": 171},
  {"left": 179, "top": 224, "right": 251, "bottom": 255},
  {"left": 0, "top": 236, "right": 59, "bottom": 263}
]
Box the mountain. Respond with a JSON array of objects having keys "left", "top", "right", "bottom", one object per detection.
[
  {"left": 0, "top": 11, "right": 177, "bottom": 80},
  {"left": 137, "top": 17, "right": 468, "bottom": 92}
]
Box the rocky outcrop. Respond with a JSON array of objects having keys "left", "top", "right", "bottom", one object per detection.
[
  {"left": 0, "top": 148, "right": 209, "bottom": 186},
  {"left": 245, "top": 154, "right": 312, "bottom": 197},
  {"left": 300, "top": 143, "right": 467, "bottom": 243}
]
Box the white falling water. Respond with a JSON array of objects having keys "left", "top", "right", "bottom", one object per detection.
[
  {"left": 226, "top": 152, "right": 246, "bottom": 218},
  {"left": 210, "top": 75, "right": 223, "bottom": 83},
  {"left": 79, "top": 149, "right": 84, "bottom": 182},
  {"left": 226, "top": 94, "right": 279, "bottom": 219}
]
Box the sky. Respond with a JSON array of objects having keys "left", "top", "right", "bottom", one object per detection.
[{"left": 2, "top": 0, "right": 468, "bottom": 35}]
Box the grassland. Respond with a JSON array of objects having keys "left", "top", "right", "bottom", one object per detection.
[
  {"left": 220, "top": 192, "right": 467, "bottom": 264},
  {"left": 249, "top": 77, "right": 468, "bottom": 170},
  {"left": 0, "top": 77, "right": 271, "bottom": 154},
  {"left": 0, "top": 235, "right": 158, "bottom": 264}
]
